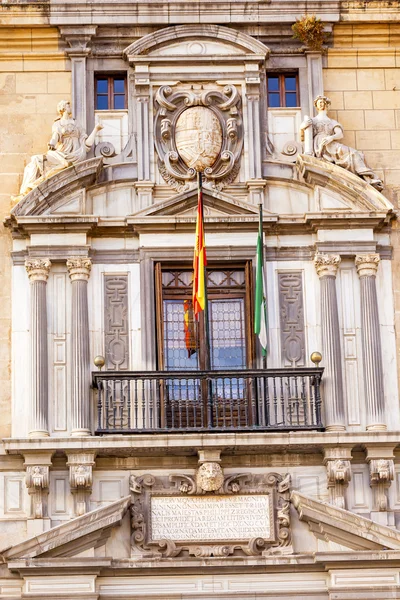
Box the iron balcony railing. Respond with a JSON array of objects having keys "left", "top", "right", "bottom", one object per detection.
[{"left": 92, "top": 367, "right": 324, "bottom": 434}]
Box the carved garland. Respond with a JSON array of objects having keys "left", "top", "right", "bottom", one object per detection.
[
  {"left": 130, "top": 471, "right": 291, "bottom": 558},
  {"left": 154, "top": 85, "right": 243, "bottom": 192}
]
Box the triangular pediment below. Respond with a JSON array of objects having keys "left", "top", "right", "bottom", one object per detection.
[
  {"left": 132, "top": 187, "right": 262, "bottom": 218},
  {"left": 1, "top": 496, "right": 130, "bottom": 560},
  {"left": 292, "top": 491, "right": 400, "bottom": 551}
]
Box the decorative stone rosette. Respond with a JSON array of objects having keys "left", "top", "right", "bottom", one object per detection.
[{"left": 154, "top": 84, "right": 243, "bottom": 192}]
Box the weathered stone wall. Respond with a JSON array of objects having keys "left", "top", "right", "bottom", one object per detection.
[
  {"left": 323, "top": 23, "right": 400, "bottom": 205},
  {"left": 0, "top": 26, "right": 70, "bottom": 437}
]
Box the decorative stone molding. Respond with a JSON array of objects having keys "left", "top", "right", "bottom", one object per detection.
[
  {"left": 66, "top": 257, "right": 92, "bottom": 281},
  {"left": 368, "top": 459, "right": 394, "bottom": 512},
  {"left": 130, "top": 471, "right": 292, "bottom": 558},
  {"left": 25, "top": 258, "right": 51, "bottom": 282},
  {"left": 314, "top": 253, "right": 341, "bottom": 278},
  {"left": 67, "top": 452, "right": 96, "bottom": 516},
  {"left": 355, "top": 253, "right": 380, "bottom": 278},
  {"left": 323, "top": 448, "right": 352, "bottom": 510},
  {"left": 59, "top": 26, "right": 97, "bottom": 56},
  {"left": 154, "top": 84, "right": 243, "bottom": 192},
  {"left": 25, "top": 466, "right": 50, "bottom": 519}
]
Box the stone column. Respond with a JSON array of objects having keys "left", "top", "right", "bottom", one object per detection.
[
  {"left": 25, "top": 259, "right": 51, "bottom": 438},
  {"left": 314, "top": 254, "right": 346, "bottom": 431},
  {"left": 306, "top": 51, "right": 324, "bottom": 116},
  {"left": 67, "top": 257, "right": 92, "bottom": 436},
  {"left": 355, "top": 254, "right": 386, "bottom": 431}
]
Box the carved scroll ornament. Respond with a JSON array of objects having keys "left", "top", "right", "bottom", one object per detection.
[
  {"left": 154, "top": 85, "right": 243, "bottom": 192},
  {"left": 129, "top": 471, "right": 292, "bottom": 559}
]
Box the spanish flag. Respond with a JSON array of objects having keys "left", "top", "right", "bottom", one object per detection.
[{"left": 192, "top": 173, "right": 207, "bottom": 319}]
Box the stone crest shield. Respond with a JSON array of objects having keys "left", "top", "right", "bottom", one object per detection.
[{"left": 175, "top": 107, "right": 223, "bottom": 172}]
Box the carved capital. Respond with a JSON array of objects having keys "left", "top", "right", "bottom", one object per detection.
[
  {"left": 67, "top": 257, "right": 92, "bottom": 282},
  {"left": 369, "top": 459, "right": 394, "bottom": 512},
  {"left": 25, "top": 258, "right": 51, "bottom": 282},
  {"left": 25, "top": 466, "right": 50, "bottom": 519},
  {"left": 314, "top": 253, "right": 341, "bottom": 278},
  {"left": 59, "top": 26, "right": 97, "bottom": 56},
  {"left": 67, "top": 452, "right": 96, "bottom": 516},
  {"left": 355, "top": 253, "right": 380, "bottom": 278}
]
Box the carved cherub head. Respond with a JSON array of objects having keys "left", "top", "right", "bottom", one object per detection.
[{"left": 314, "top": 95, "right": 331, "bottom": 111}]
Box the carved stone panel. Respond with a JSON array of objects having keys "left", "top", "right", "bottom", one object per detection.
[
  {"left": 104, "top": 275, "right": 130, "bottom": 370},
  {"left": 278, "top": 272, "right": 306, "bottom": 367},
  {"left": 130, "top": 472, "right": 292, "bottom": 558},
  {"left": 154, "top": 84, "right": 243, "bottom": 192}
]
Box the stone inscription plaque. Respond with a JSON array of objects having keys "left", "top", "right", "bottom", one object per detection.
[{"left": 150, "top": 494, "right": 271, "bottom": 542}]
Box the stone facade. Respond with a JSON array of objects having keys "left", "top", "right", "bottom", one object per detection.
[{"left": 1, "top": 1, "right": 400, "bottom": 599}]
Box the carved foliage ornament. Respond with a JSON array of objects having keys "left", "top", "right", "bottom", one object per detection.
[
  {"left": 154, "top": 85, "right": 243, "bottom": 192},
  {"left": 130, "top": 471, "right": 291, "bottom": 559}
]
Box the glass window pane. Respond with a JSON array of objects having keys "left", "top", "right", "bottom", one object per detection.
[
  {"left": 113, "top": 79, "right": 125, "bottom": 93},
  {"left": 209, "top": 299, "right": 246, "bottom": 370},
  {"left": 268, "top": 93, "right": 281, "bottom": 108},
  {"left": 267, "top": 76, "right": 279, "bottom": 92},
  {"left": 96, "top": 95, "right": 109, "bottom": 110},
  {"left": 285, "top": 76, "right": 297, "bottom": 92},
  {"left": 96, "top": 79, "right": 108, "bottom": 93},
  {"left": 285, "top": 92, "right": 298, "bottom": 107},
  {"left": 114, "top": 94, "right": 125, "bottom": 110}
]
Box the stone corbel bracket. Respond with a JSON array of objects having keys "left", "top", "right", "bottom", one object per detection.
[
  {"left": 323, "top": 447, "right": 352, "bottom": 510},
  {"left": 129, "top": 470, "right": 292, "bottom": 559},
  {"left": 67, "top": 452, "right": 96, "bottom": 516},
  {"left": 23, "top": 452, "right": 53, "bottom": 520},
  {"left": 154, "top": 84, "right": 244, "bottom": 193},
  {"left": 365, "top": 446, "right": 395, "bottom": 512}
]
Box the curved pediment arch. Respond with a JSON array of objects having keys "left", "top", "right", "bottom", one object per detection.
[{"left": 123, "top": 24, "right": 269, "bottom": 61}]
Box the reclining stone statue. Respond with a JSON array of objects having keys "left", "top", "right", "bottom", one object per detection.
[
  {"left": 17, "top": 100, "right": 103, "bottom": 197},
  {"left": 300, "top": 95, "right": 383, "bottom": 191}
]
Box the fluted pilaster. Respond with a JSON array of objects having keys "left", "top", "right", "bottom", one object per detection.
[
  {"left": 355, "top": 254, "right": 386, "bottom": 431},
  {"left": 315, "top": 254, "right": 345, "bottom": 431},
  {"left": 25, "top": 258, "right": 51, "bottom": 438},
  {"left": 67, "top": 257, "right": 92, "bottom": 436}
]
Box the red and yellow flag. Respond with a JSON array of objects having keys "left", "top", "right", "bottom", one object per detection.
[{"left": 192, "top": 178, "right": 207, "bottom": 319}]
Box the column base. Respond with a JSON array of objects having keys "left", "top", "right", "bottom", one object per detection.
[
  {"left": 28, "top": 429, "right": 50, "bottom": 438},
  {"left": 325, "top": 424, "right": 346, "bottom": 432},
  {"left": 70, "top": 428, "right": 92, "bottom": 437},
  {"left": 366, "top": 423, "right": 387, "bottom": 431}
]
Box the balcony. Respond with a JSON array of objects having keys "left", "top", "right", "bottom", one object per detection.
[{"left": 92, "top": 368, "right": 324, "bottom": 434}]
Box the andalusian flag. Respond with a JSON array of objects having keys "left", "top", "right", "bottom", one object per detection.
[
  {"left": 193, "top": 173, "right": 207, "bottom": 319},
  {"left": 254, "top": 204, "right": 268, "bottom": 354}
]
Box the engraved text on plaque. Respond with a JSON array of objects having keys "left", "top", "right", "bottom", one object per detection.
[{"left": 150, "top": 494, "right": 271, "bottom": 542}]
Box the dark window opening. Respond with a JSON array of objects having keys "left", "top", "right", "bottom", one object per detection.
[
  {"left": 267, "top": 73, "right": 299, "bottom": 108},
  {"left": 95, "top": 75, "right": 127, "bottom": 110}
]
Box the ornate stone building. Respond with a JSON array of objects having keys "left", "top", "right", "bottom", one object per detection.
[{"left": 1, "top": 1, "right": 400, "bottom": 599}]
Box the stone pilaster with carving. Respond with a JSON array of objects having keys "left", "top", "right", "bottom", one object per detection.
[
  {"left": 26, "top": 465, "right": 50, "bottom": 519},
  {"left": 67, "top": 452, "right": 96, "bottom": 516},
  {"left": 369, "top": 459, "right": 394, "bottom": 512},
  {"left": 25, "top": 258, "right": 51, "bottom": 438},
  {"left": 314, "top": 254, "right": 345, "bottom": 430},
  {"left": 59, "top": 26, "right": 97, "bottom": 130},
  {"left": 67, "top": 257, "right": 92, "bottom": 436},
  {"left": 355, "top": 254, "right": 386, "bottom": 431},
  {"left": 323, "top": 448, "right": 352, "bottom": 510}
]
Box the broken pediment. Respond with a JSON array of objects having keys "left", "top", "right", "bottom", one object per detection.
[
  {"left": 1, "top": 496, "right": 130, "bottom": 560},
  {"left": 292, "top": 491, "right": 400, "bottom": 551},
  {"left": 11, "top": 158, "right": 103, "bottom": 217},
  {"left": 297, "top": 154, "right": 394, "bottom": 214}
]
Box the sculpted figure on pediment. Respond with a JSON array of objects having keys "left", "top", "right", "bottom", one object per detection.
[
  {"left": 300, "top": 95, "right": 383, "bottom": 191},
  {"left": 15, "top": 100, "right": 103, "bottom": 199}
]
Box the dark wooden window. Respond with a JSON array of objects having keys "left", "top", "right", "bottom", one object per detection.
[
  {"left": 267, "top": 73, "right": 299, "bottom": 108},
  {"left": 95, "top": 75, "right": 127, "bottom": 110},
  {"left": 155, "top": 264, "right": 254, "bottom": 372}
]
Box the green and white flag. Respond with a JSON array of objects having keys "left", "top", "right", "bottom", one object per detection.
[{"left": 254, "top": 204, "right": 268, "bottom": 355}]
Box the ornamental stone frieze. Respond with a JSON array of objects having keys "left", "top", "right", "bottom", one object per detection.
[{"left": 154, "top": 84, "right": 243, "bottom": 192}]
